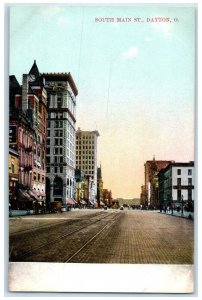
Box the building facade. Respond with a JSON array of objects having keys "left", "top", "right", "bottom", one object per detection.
[
  {"left": 44, "top": 72, "right": 78, "bottom": 207},
  {"left": 103, "top": 189, "right": 112, "bottom": 207},
  {"left": 97, "top": 165, "right": 103, "bottom": 207},
  {"left": 75, "top": 169, "right": 88, "bottom": 206},
  {"left": 9, "top": 75, "right": 36, "bottom": 208},
  {"left": 140, "top": 185, "right": 147, "bottom": 206},
  {"left": 158, "top": 161, "right": 194, "bottom": 212},
  {"left": 76, "top": 128, "right": 99, "bottom": 204},
  {"left": 143, "top": 157, "right": 173, "bottom": 208},
  {"left": 9, "top": 148, "right": 19, "bottom": 209},
  {"left": 27, "top": 61, "right": 47, "bottom": 200}
]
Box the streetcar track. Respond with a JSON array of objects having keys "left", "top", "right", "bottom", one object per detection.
[
  {"left": 65, "top": 213, "right": 121, "bottom": 263},
  {"left": 10, "top": 211, "right": 119, "bottom": 261},
  {"left": 9, "top": 211, "right": 109, "bottom": 237}
]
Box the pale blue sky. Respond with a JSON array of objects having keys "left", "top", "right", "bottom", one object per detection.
[{"left": 9, "top": 5, "right": 195, "bottom": 198}]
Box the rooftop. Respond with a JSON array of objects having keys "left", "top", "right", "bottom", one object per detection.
[
  {"left": 43, "top": 72, "right": 78, "bottom": 96},
  {"left": 76, "top": 127, "right": 100, "bottom": 137}
]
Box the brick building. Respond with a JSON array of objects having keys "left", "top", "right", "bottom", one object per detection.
[
  {"left": 142, "top": 157, "right": 173, "bottom": 208},
  {"left": 9, "top": 75, "right": 35, "bottom": 208},
  {"left": 9, "top": 148, "right": 19, "bottom": 209},
  {"left": 9, "top": 61, "right": 47, "bottom": 209},
  {"left": 27, "top": 61, "right": 47, "bottom": 200}
]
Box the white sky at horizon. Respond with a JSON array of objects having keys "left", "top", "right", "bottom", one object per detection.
[{"left": 9, "top": 5, "right": 195, "bottom": 198}]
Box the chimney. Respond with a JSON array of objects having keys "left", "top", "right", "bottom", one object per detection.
[{"left": 22, "top": 74, "right": 28, "bottom": 111}]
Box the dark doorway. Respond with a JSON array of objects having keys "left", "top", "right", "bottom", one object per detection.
[{"left": 53, "top": 177, "right": 63, "bottom": 197}]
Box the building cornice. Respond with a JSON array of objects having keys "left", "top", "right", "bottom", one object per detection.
[{"left": 43, "top": 72, "right": 78, "bottom": 96}]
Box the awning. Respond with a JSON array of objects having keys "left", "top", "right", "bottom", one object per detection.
[
  {"left": 19, "top": 189, "right": 33, "bottom": 202},
  {"left": 80, "top": 200, "right": 87, "bottom": 205},
  {"left": 66, "top": 198, "right": 75, "bottom": 205},
  {"left": 89, "top": 200, "right": 94, "bottom": 205},
  {"left": 28, "top": 190, "right": 40, "bottom": 200},
  {"left": 33, "top": 189, "right": 40, "bottom": 197}
]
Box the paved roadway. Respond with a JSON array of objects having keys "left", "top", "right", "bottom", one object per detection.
[{"left": 9, "top": 209, "right": 194, "bottom": 264}]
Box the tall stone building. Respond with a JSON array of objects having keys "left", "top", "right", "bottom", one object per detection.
[
  {"left": 44, "top": 72, "right": 78, "bottom": 207},
  {"left": 76, "top": 128, "right": 100, "bottom": 204}
]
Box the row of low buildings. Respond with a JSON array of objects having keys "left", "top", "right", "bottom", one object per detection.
[
  {"left": 140, "top": 157, "right": 194, "bottom": 212},
  {"left": 9, "top": 61, "right": 111, "bottom": 211}
]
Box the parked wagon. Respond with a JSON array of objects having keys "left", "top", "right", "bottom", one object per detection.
[{"left": 49, "top": 201, "right": 62, "bottom": 213}]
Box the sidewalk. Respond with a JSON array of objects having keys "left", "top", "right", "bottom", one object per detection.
[
  {"left": 9, "top": 210, "right": 35, "bottom": 217},
  {"left": 9, "top": 207, "right": 81, "bottom": 217},
  {"left": 160, "top": 210, "right": 194, "bottom": 220}
]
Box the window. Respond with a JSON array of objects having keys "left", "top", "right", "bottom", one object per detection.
[
  {"left": 177, "top": 169, "right": 181, "bottom": 175},
  {"left": 56, "top": 112, "right": 63, "bottom": 119},
  {"left": 188, "top": 169, "right": 192, "bottom": 176},
  {"left": 177, "top": 178, "right": 181, "bottom": 186},
  {"left": 54, "top": 130, "right": 63, "bottom": 137},
  {"left": 60, "top": 157, "right": 63, "bottom": 163},
  {"left": 57, "top": 96, "right": 62, "bottom": 108},
  {"left": 54, "top": 148, "right": 58, "bottom": 155},
  {"left": 188, "top": 178, "right": 192, "bottom": 185},
  {"left": 60, "top": 167, "right": 63, "bottom": 173},
  {"left": 46, "top": 148, "right": 50, "bottom": 155},
  {"left": 54, "top": 167, "right": 57, "bottom": 173},
  {"left": 47, "top": 167, "right": 50, "bottom": 173},
  {"left": 11, "top": 162, "right": 14, "bottom": 173},
  {"left": 55, "top": 121, "right": 63, "bottom": 128},
  {"left": 46, "top": 157, "right": 50, "bottom": 163}
]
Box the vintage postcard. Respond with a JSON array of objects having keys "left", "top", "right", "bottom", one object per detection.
[{"left": 7, "top": 3, "right": 196, "bottom": 294}]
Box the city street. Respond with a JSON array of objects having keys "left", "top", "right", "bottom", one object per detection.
[{"left": 9, "top": 209, "right": 194, "bottom": 264}]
